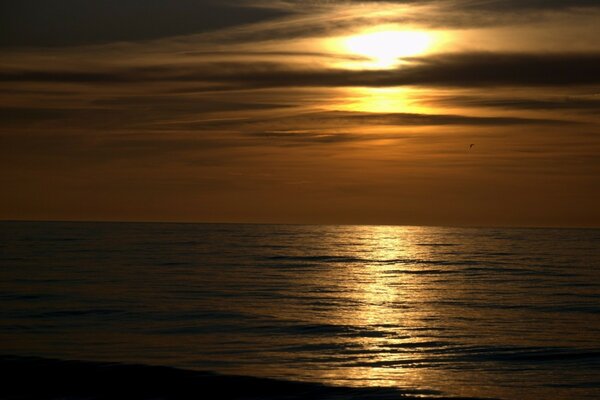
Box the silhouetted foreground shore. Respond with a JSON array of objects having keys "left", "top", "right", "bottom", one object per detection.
[{"left": 0, "top": 355, "right": 495, "bottom": 399}]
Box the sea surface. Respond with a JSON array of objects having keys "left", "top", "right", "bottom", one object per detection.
[{"left": 1, "top": 221, "right": 599, "bottom": 399}]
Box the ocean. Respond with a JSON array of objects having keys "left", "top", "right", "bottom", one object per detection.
[{"left": 1, "top": 221, "right": 599, "bottom": 399}]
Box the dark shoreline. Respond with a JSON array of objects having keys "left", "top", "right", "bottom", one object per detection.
[{"left": 0, "top": 355, "right": 495, "bottom": 400}]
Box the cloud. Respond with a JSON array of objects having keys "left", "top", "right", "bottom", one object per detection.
[
  {"left": 4, "top": 52, "right": 600, "bottom": 88},
  {"left": 456, "top": 0, "right": 600, "bottom": 12},
  {"left": 228, "top": 0, "right": 600, "bottom": 38},
  {"left": 428, "top": 94, "right": 600, "bottom": 112},
  {"left": 227, "top": 52, "right": 600, "bottom": 88},
  {"left": 323, "top": 110, "right": 574, "bottom": 126},
  {"left": 150, "top": 109, "right": 575, "bottom": 138},
  {"left": 3, "top": 0, "right": 599, "bottom": 50},
  {"left": 0, "top": 0, "right": 291, "bottom": 47},
  {"left": 246, "top": 130, "right": 378, "bottom": 146},
  {"left": 323, "top": 0, "right": 600, "bottom": 11}
]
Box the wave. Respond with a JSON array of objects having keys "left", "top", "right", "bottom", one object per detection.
[
  {"left": 265, "top": 255, "right": 365, "bottom": 263},
  {"left": 415, "top": 243, "right": 458, "bottom": 247},
  {"left": 0, "top": 355, "right": 497, "bottom": 400},
  {"left": 264, "top": 255, "right": 489, "bottom": 268},
  {"left": 452, "top": 346, "right": 600, "bottom": 363},
  {"left": 34, "top": 309, "right": 125, "bottom": 318}
]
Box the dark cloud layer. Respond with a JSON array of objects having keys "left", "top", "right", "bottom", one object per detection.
[
  {"left": 456, "top": 0, "right": 600, "bottom": 11},
  {"left": 3, "top": 102, "right": 567, "bottom": 138},
  {"left": 0, "top": 0, "right": 290, "bottom": 47},
  {"left": 341, "top": 0, "right": 600, "bottom": 11},
  {"left": 3, "top": 0, "right": 599, "bottom": 49},
  {"left": 217, "top": 53, "right": 600, "bottom": 88},
  {"left": 182, "top": 110, "right": 574, "bottom": 131},
  {"left": 4, "top": 53, "right": 600, "bottom": 88},
  {"left": 430, "top": 95, "right": 600, "bottom": 112},
  {"left": 3, "top": 1, "right": 598, "bottom": 50}
]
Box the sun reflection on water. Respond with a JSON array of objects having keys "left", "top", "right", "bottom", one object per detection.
[{"left": 326, "top": 226, "right": 433, "bottom": 387}]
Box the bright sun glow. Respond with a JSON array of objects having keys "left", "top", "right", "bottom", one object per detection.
[
  {"left": 337, "top": 87, "right": 429, "bottom": 114},
  {"left": 344, "top": 30, "right": 432, "bottom": 69}
]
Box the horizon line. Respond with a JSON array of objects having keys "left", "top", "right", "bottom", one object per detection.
[{"left": 1, "top": 218, "right": 598, "bottom": 230}]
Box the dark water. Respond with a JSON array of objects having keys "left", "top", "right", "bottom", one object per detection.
[{"left": 1, "top": 221, "right": 599, "bottom": 399}]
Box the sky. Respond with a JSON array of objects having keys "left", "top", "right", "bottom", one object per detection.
[{"left": 1, "top": 0, "right": 599, "bottom": 227}]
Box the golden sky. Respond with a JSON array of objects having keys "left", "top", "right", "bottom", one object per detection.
[{"left": 1, "top": 0, "right": 599, "bottom": 226}]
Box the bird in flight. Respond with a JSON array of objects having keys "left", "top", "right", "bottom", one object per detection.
[{"left": 469, "top": 143, "right": 475, "bottom": 150}]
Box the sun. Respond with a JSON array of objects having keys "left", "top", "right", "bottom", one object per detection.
[{"left": 344, "top": 30, "right": 432, "bottom": 69}]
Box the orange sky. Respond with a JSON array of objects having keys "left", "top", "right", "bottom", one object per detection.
[{"left": 1, "top": 0, "right": 599, "bottom": 226}]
